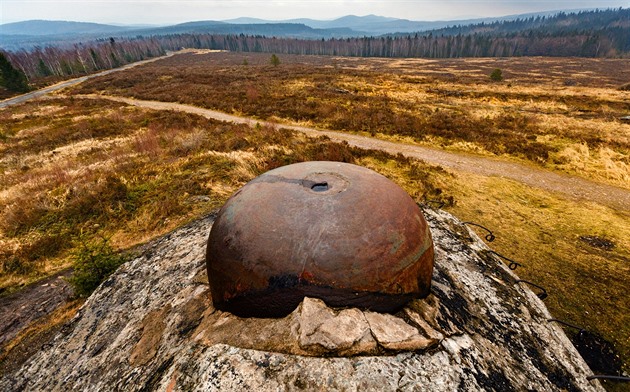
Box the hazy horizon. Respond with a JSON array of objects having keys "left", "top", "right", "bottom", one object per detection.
[{"left": 1, "top": 1, "right": 628, "bottom": 26}]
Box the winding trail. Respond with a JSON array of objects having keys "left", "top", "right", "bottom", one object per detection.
[
  {"left": 0, "top": 53, "right": 177, "bottom": 109},
  {"left": 2, "top": 60, "right": 628, "bottom": 212},
  {"left": 89, "top": 94, "right": 630, "bottom": 212}
]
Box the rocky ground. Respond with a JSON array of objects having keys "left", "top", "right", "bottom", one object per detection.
[
  {"left": 0, "top": 208, "right": 604, "bottom": 391},
  {"left": 0, "top": 269, "right": 73, "bottom": 349}
]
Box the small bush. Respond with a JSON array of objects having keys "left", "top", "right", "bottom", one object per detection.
[
  {"left": 1, "top": 255, "right": 34, "bottom": 275},
  {"left": 490, "top": 68, "right": 503, "bottom": 82},
  {"left": 68, "top": 235, "right": 127, "bottom": 297},
  {"left": 270, "top": 54, "right": 280, "bottom": 67}
]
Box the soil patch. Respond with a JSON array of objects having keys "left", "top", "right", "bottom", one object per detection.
[
  {"left": 0, "top": 269, "right": 74, "bottom": 349},
  {"left": 580, "top": 236, "right": 616, "bottom": 251}
]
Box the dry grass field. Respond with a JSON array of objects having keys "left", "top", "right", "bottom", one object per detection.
[
  {"left": 1, "top": 51, "right": 629, "bottom": 382},
  {"left": 0, "top": 96, "right": 447, "bottom": 289},
  {"left": 74, "top": 52, "right": 630, "bottom": 189}
]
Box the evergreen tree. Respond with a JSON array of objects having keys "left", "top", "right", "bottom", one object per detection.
[
  {"left": 270, "top": 53, "right": 280, "bottom": 66},
  {"left": 37, "top": 58, "right": 52, "bottom": 77},
  {"left": 0, "top": 52, "right": 29, "bottom": 92}
]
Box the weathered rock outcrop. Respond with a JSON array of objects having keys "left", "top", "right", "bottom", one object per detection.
[{"left": 0, "top": 208, "right": 603, "bottom": 391}]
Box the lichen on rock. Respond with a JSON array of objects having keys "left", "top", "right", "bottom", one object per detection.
[{"left": 0, "top": 209, "right": 604, "bottom": 391}]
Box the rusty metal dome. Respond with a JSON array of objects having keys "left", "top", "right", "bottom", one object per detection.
[{"left": 206, "top": 161, "right": 434, "bottom": 318}]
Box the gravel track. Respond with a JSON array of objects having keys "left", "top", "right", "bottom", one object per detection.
[
  {"left": 0, "top": 53, "right": 176, "bottom": 109},
  {"left": 88, "top": 94, "right": 630, "bottom": 213},
  {"left": 2, "top": 60, "right": 628, "bottom": 212}
]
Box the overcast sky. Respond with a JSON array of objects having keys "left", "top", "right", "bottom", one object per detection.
[{"left": 1, "top": 0, "right": 628, "bottom": 25}]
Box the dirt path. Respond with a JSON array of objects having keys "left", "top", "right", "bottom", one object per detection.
[
  {"left": 88, "top": 94, "right": 630, "bottom": 213},
  {"left": 0, "top": 52, "right": 178, "bottom": 109},
  {"left": 2, "top": 53, "right": 627, "bottom": 212}
]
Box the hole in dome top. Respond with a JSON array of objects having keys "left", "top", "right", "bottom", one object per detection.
[{"left": 311, "top": 182, "right": 329, "bottom": 192}]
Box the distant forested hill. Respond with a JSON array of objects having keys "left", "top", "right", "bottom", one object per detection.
[
  {"left": 0, "top": 20, "right": 130, "bottom": 36},
  {"left": 135, "top": 21, "right": 356, "bottom": 39},
  {"left": 154, "top": 8, "right": 629, "bottom": 58},
  {"left": 416, "top": 8, "right": 629, "bottom": 36}
]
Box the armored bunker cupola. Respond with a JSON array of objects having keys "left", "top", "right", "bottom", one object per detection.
[{"left": 206, "top": 161, "right": 434, "bottom": 318}]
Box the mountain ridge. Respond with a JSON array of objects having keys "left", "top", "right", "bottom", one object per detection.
[
  {"left": 1, "top": 8, "right": 626, "bottom": 52},
  {"left": 0, "top": 19, "right": 140, "bottom": 36},
  {"left": 0, "top": 9, "right": 607, "bottom": 37}
]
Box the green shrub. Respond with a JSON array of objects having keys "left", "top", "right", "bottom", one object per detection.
[
  {"left": 270, "top": 54, "right": 280, "bottom": 67},
  {"left": 68, "top": 235, "right": 127, "bottom": 297},
  {"left": 1, "top": 256, "right": 34, "bottom": 276},
  {"left": 490, "top": 68, "right": 503, "bottom": 82}
]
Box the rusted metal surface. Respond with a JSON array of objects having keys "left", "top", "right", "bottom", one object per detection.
[{"left": 206, "top": 161, "right": 434, "bottom": 317}]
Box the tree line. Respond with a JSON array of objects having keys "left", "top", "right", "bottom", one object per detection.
[
  {"left": 158, "top": 29, "right": 627, "bottom": 58},
  {"left": 1, "top": 9, "right": 628, "bottom": 92},
  {"left": 1, "top": 37, "right": 166, "bottom": 91}
]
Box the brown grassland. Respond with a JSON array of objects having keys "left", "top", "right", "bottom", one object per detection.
[
  {"left": 74, "top": 52, "right": 630, "bottom": 189},
  {"left": 1, "top": 51, "right": 629, "bottom": 381}
]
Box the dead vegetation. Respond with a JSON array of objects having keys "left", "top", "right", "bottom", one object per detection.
[
  {"left": 0, "top": 97, "right": 447, "bottom": 294},
  {"left": 72, "top": 52, "right": 630, "bottom": 189}
]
